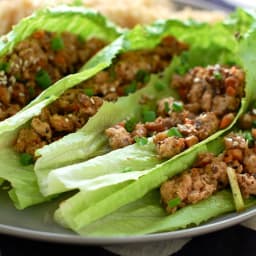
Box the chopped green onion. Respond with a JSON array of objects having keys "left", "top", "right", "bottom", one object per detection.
[
  {"left": 252, "top": 120, "right": 256, "bottom": 128},
  {"left": 175, "top": 66, "right": 187, "bottom": 75},
  {"left": 77, "top": 34, "right": 85, "bottom": 43},
  {"left": 109, "top": 66, "right": 116, "bottom": 81},
  {"left": 35, "top": 70, "right": 52, "bottom": 89},
  {"left": 20, "top": 153, "right": 34, "bottom": 166},
  {"left": 51, "top": 36, "right": 64, "bottom": 51},
  {"left": 154, "top": 81, "right": 165, "bottom": 91},
  {"left": 125, "top": 117, "right": 137, "bottom": 132},
  {"left": 172, "top": 101, "right": 184, "bottom": 112},
  {"left": 168, "top": 197, "right": 181, "bottom": 208},
  {"left": 226, "top": 167, "right": 245, "bottom": 212},
  {"left": 135, "top": 136, "right": 148, "bottom": 146},
  {"left": 28, "top": 87, "right": 35, "bottom": 98},
  {"left": 167, "top": 127, "right": 183, "bottom": 138},
  {"left": 164, "top": 101, "right": 170, "bottom": 113},
  {"left": 124, "top": 81, "right": 137, "bottom": 95},
  {"left": 84, "top": 88, "right": 94, "bottom": 97},
  {"left": 213, "top": 70, "right": 223, "bottom": 80},
  {"left": 135, "top": 70, "right": 150, "bottom": 83},
  {"left": 244, "top": 131, "right": 254, "bottom": 145},
  {"left": 142, "top": 110, "right": 156, "bottom": 123},
  {"left": 0, "top": 62, "right": 9, "bottom": 72}
]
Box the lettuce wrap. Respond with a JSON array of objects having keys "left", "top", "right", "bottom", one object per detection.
[
  {"left": 0, "top": 5, "right": 125, "bottom": 208},
  {"left": 52, "top": 13, "right": 256, "bottom": 235}
]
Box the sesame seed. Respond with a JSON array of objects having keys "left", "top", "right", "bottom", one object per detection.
[
  {"left": 19, "top": 92, "right": 25, "bottom": 97},
  {"left": 90, "top": 98, "right": 95, "bottom": 104}
]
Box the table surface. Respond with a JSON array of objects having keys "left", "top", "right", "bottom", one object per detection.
[{"left": 0, "top": 225, "right": 256, "bottom": 256}]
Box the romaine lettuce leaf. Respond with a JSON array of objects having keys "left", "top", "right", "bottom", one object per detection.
[{"left": 53, "top": 21, "right": 256, "bottom": 232}]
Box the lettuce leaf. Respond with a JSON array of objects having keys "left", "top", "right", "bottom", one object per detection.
[
  {"left": 53, "top": 21, "right": 256, "bottom": 232},
  {"left": 0, "top": 5, "right": 123, "bottom": 208}
]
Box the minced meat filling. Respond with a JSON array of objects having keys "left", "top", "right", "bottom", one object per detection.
[
  {"left": 14, "top": 35, "right": 188, "bottom": 157},
  {"left": 0, "top": 30, "right": 106, "bottom": 121},
  {"left": 105, "top": 65, "right": 245, "bottom": 157},
  {"left": 161, "top": 109, "right": 256, "bottom": 214}
]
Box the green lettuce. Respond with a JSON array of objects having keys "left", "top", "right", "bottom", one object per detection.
[
  {"left": 55, "top": 190, "right": 256, "bottom": 236},
  {"left": 53, "top": 17, "right": 256, "bottom": 233},
  {"left": 0, "top": 5, "right": 124, "bottom": 209}
]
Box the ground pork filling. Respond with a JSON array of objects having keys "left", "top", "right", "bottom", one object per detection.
[
  {"left": 160, "top": 109, "right": 256, "bottom": 214},
  {"left": 105, "top": 65, "right": 245, "bottom": 158},
  {"left": 14, "top": 35, "right": 188, "bottom": 160},
  {"left": 0, "top": 30, "right": 106, "bottom": 121}
]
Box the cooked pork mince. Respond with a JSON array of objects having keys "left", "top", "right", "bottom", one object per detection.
[
  {"left": 105, "top": 65, "right": 245, "bottom": 157},
  {"left": 161, "top": 108, "right": 256, "bottom": 214},
  {"left": 14, "top": 35, "right": 188, "bottom": 158},
  {"left": 0, "top": 30, "right": 106, "bottom": 121}
]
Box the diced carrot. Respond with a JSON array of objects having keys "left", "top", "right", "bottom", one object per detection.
[
  {"left": 227, "top": 149, "right": 243, "bottom": 161},
  {"left": 252, "top": 128, "right": 256, "bottom": 139},
  {"left": 33, "top": 30, "right": 45, "bottom": 39},
  {"left": 54, "top": 53, "right": 66, "bottom": 65},
  {"left": 220, "top": 113, "right": 235, "bottom": 129},
  {"left": 226, "top": 86, "right": 237, "bottom": 96}
]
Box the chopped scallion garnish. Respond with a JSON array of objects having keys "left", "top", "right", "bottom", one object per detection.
[
  {"left": 142, "top": 110, "right": 156, "bottom": 123},
  {"left": 0, "top": 62, "right": 10, "bottom": 72},
  {"left": 84, "top": 88, "right": 94, "bottom": 97},
  {"left": 20, "top": 153, "right": 34, "bottom": 166},
  {"left": 135, "top": 136, "right": 148, "bottom": 146},
  {"left": 244, "top": 131, "right": 254, "bottom": 145},
  {"left": 154, "top": 81, "right": 165, "bottom": 91},
  {"left": 135, "top": 70, "right": 150, "bottom": 83},
  {"left": 167, "top": 127, "right": 183, "bottom": 138},
  {"left": 172, "top": 101, "right": 183, "bottom": 112},
  {"left": 213, "top": 70, "right": 223, "bottom": 80},
  {"left": 164, "top": 101, "right": 170, "bottom": 113},
  {"left": 252, "top": 120, "right": 256, "bottom": 128},
  {"left": 226, "top": 167, "right": 245, "bottom": 212},
  {"left": 125, "top": 117, "right": 137, "bottom": 132},
  {"left": 51, "top": 36, "right": 64, "bottom": 51},
  {"left": 168, "top": 197, "right": 181, "bottom": 208},
  {"left": 28, "top": 87, "right": 35, "bottom": 98},
  {"left": 124, "top": 81, "right": 137, "bottom": 95},
  {"left": 35, "top": 69, "right": 52, "bottom": 89}
]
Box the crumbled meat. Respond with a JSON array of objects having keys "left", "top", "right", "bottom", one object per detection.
[
  {"left": 105, "top": 124, "right": 133, "bottom": 149},
  {"left": 14, "top": 89, "right": 103, "bottom": 155},
  {"left": 0, "top": 30, "right": 106, "bottom": 121},
  {"left": 14, "top": 35, "right": 188, "bottom": 157},
  {"left": 160, "top": 131, "right": 256, "bottom": 214},
  {"left": 154, "top": 135, "right": 186, "bottom": 159},
  {"left": 160, "top": 153, "right": 228, "bottom": 213}
]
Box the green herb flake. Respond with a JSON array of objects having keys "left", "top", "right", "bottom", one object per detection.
[
  {"left": 84, "top": 88, "right": 94, "bottom": 97},
  {"left": 135, "top": 136, "right": 148, "bottom": 146},
  {"left": 168, "top": 197, "right": 181, "bottom": 208},
  {"left": 35, "top": 70, "right": 52, "bottom": 89},
  {"left": 167, "top": 127, "right": 183, "bottom": 138},
  {"left": 135, "top": 70, "right": 150, "bottom": 83},
  {"left": 252, "top": 120, "right": 256, "bottom": 128},
  {"left": 51, "top": 36, "right": 64, "bottom": 51},
  {"left": 213, "top": 70, "right": 223, "bottom": 80},
  {"left": 172, "top": 101, "right": 183, "bottom": 112},
  {"left": 142, "top": 110, "right": 156, "bottom": 123},
  {"left": 0, "top": 62, "right": 10, "bottom": 72},
  {"left": 154, "top": 81, "right": 165, "bottom": 91},
  {"left": 28, "top": 87, "right": 35, "bottom": 98},
  {"left": 124, "top": 81, "right": 137, "bottom": 95},
  {"left": 244, "top": 131, "right": 254, "bottom": 145},
  {"left": 20, "top": 153, "right": 34, "bottom": 166},
  {"left": 125, "top": 118, "right": 137, "bottom": 132},
  {"left": 164, "top": 101, "right": 170, "bottom": 113}
]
